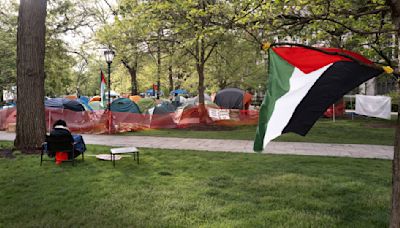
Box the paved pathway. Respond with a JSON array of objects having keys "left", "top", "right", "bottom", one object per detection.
[{"left": 0, "top": 132, "right": 393, "bottom": 160}]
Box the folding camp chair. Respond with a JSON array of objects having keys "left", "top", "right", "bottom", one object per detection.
[{"left": 40, "top": 135, "right": 83, "bottom": 166}]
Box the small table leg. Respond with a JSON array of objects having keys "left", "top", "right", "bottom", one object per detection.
[{"left": 110, "top": 153, "right": 114, "bottom": 167}]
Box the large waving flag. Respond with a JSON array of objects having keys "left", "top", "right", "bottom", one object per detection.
[
  {"left": 254, "top": 47, "right": 383, "bottom": 151},
  {"left": 100, "top": 69, "right": 107, "bottom": 108}
]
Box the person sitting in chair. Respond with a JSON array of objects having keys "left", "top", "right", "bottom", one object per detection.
[
  {"left": 50, "top": 119, "right": 73, "bottom": 140},
  {"left": 50, "top": 119, "right": 86, "bottom": 159}
]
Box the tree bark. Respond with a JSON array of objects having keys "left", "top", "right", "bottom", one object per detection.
[
  {"left": 130, "top": 67, "right": 138, "bottom": 96},
  {"left": 14, "top": 0, "right": 47, "bottom": 153},
  {"left": 196, "top": 62, "right": 205, "bottom": 104},
  {"left": 391, "top": 27, "right": 400, "bottom": 228},
  {"left": 387, "top": 1, "right": 400, "bottom": 226},
  {"left": 196, "top": 62, "right": 210, "bottom": 124},
  {"left": 157, "top": 30, "right": 161, "bottom": 100},
  {"left": 393, "top": 78, "right": 400, "bottom": 227},
  {"left": 168, "top": 65, "right": 173, "bottom": 92},
  {"left": 197, "top": 38, "right": 205, "bottom": 105},
  {"left": 196, "top": 40, "right": 212, "bottom": 124},
  {"left": 121, "top": 59, "right": 138, "bottom": 95}
]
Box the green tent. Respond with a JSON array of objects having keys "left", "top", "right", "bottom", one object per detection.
[
  {"left": 137, "top": 98, "right": 156, "bottom": 113},
  {"left": 88, "top": 101, "right": 105, "bottom": 111},
  {"left": 110, "top": 98, "right": 141, "bottom": 113}
]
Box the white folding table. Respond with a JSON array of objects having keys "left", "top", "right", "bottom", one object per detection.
[{"left": 110, "top": 147, "right": 139, "bottom": 167}]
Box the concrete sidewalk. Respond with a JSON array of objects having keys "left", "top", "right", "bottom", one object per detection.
[{"left": 0, "top": 132, "right": 393, "bottom": 160}]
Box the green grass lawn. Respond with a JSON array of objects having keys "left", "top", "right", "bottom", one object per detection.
[
  {"left": 124, "top": 116, "right": 396, "bottom": 145},
  {"left": 0, "top": 142, "right": 391, "bottom": 227}
]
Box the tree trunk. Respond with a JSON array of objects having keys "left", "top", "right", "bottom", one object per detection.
[
  {"left": 129, "top": 67, "right": 138, "bottom": 96},
  {"left": 388, "top": 1, "right": 400, "bottom": 226},
  {"left": 391, "top": 28, "right": 400, "bottom": 228},
  {"left": 197, "top": 63, "right": 205, "bottom": 104},
  {"left": 157, "top": 35, "right": 161, "bottom": 100},
  {"left": 168, "top": 65, "right": 173, "bottom": 92},
  {"left": 121, "top": 59, "right": 138, "bottom": 95},
  {"left": 384, "top": 2, "right": 400, "bottom": 226},
  {"left": 393, "top": 79, "right": 400, "bottom": 227},
  {"left": 196, "top": 62, "right": 210, "bottom": 124},
  {"left": 197, "top": 38, "right": 205, "bottom": 106},
  {"left": 14, "top": 0, "right": 47, "bottom": 153}
]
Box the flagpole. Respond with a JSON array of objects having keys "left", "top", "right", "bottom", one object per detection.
[{"left": 107, "top": 62, "right": 111, "bottom": 134}]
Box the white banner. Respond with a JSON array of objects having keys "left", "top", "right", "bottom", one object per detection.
[
  {"left": 355, "top": 95, "right": 391, "bottom": 119},
  {"left": 208, "top": 108, "right": 230, "bottom": 120}
]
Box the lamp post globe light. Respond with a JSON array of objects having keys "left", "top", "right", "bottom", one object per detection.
[{"left": 104, "top": 49, "right": 115, "bottom": 111}]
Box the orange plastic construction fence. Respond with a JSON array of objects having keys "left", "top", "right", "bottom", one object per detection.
[{"left": 0, "top": 106, "right": 259, "bottom": 134}]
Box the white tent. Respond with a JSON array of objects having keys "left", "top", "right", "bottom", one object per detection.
[{"left": 109, "top": 90, "right": 120, "bottom": 97}]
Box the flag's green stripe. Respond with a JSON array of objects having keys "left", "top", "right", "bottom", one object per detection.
[{"left": 253, "top": 49, "right": 295, "bottom": 151}]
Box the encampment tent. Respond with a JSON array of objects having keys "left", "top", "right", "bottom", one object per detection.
[
  {"left": 65, "top": 95, "right": 77, "bottom": 100},
  {"left": 79, "top": 96, "right": 90, "bottom": 104},
  {"left": 110, "top": 98, "right": 141, "bottom": 113},
  {"left": 137, "top": 98, "right": 156, "bottom": 113},
  {"left": 77, "top": 97, "right": 93, "bottom": 111},
  {"left": 145, "top": 89, "right": 164, "bottom": 97},
  {"left": 90, "top": 96, "right": 101, "bottom": 102},
  {"left": 109, "top": 90, "right": 120, "bottom": 97},
  {"left": 129, "top": 95, "right": 142, "bottom": 103},
  {"left": 182, "top": 94, "right": 212, "bottom": 106},
  {"left": 170, "top": 89, "right": 188, "bottom": 95},
  {"left": 45, "top": 98, "right": 86, "bottom": 112},
  {"left": 88, "top": 101, "right": 105, "bottom": 111},
  {"left": 214, "top": 88, "right": 252, "bottom": 110},
  {"left": 153, "top": 101, "right": 176, "bottom": 114},
  {"left": 148, "top": 101, "right": 176, "bottom": 128}
]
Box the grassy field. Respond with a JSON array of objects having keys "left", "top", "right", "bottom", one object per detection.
[
  {"left": 124, "top": 115, "right": 396, "bottom": 145},
  {"left": 0, "top": 142, "right": 391, "bottom": 227}
]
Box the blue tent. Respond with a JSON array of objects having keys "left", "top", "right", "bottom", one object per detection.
[
  {"left": 145, "top": 89, "right": 164, "bottom": 96},
  {"left": 110, "top": 98, "right": 141, "bottom": 113},
  {"left": 0, "top": 102, "right": 16, "bottom": 109},
  {"left": 170, "top": 89, "right": 188, "bottom": 95},
  {"left": 45, "top": 98, "right": 86, "bottom": 112},
  {"left": 77, "top": 97, "right": 93, "bottom": 111},
  {"left": 78, "top": 96, "right": 89, "bottom": 104}
]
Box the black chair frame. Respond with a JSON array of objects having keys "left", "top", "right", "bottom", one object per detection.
[{"left": 40, "top": 135, "right": 84, "bottom": 166}]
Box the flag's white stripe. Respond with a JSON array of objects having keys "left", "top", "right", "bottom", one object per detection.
[{"left": 263, "top": 64, "right": 332, "bottom": 148}]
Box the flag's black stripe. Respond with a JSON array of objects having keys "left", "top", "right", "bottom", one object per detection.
[{"left": 282, "top": 61, "right": 382, "bottom": 136}]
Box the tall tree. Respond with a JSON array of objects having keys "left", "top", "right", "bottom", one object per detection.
[
  {"left": 386, "top": 1, "right": 400, "bottom": 226},
  {"left": 15, "top": 0, "right": 47, "bottom": 152}
]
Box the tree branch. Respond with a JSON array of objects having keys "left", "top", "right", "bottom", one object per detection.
[
  {"left": 204, "top": 42, "right": 217, "bottom": 63},
  {"left": 103, "top": 0, "right": 118, "bottom": 16}
]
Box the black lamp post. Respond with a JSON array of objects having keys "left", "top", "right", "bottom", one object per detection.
[{"left": 104, "top": 49, "right": 115, "bottom": 110}]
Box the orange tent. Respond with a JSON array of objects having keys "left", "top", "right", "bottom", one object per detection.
[
  {"left": 90, "top": 96, "right": 101, "bottom": 102},
  {"left": 65, "top": 95, "right": 77, "bottom": 100},
  {"left": 129, "top": 95, "right": 142, "bottom": 103},
  {"left": 243, "top": 92, "right": 253, "bottom": 110}
]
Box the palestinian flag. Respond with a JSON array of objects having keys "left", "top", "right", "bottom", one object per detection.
[
  {"left": 254, "top": 47, "right": 383, "bottom": 152},
  {"left": 100, "top": 69, "right": 107, "bottom": 108}
]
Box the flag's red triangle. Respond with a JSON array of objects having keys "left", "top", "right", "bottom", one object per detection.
[
  {"left": 101, "top": 70, "right": 107, "bottom": 84},
  {"left": 272, "top": 47, "right": 373, "bottom": 74}
]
